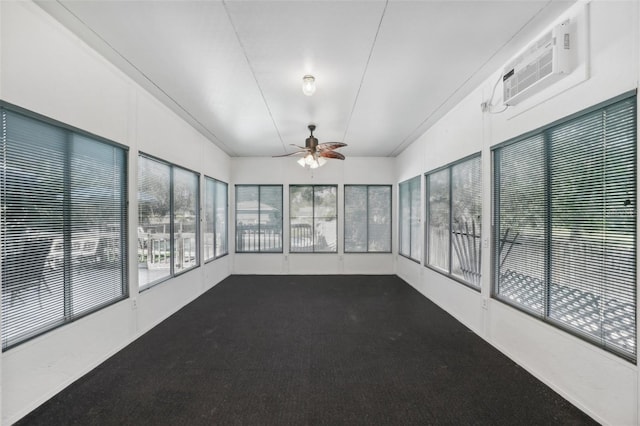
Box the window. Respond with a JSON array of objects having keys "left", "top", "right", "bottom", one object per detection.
[
  {"left": 138, "top": 156, "right": 170, "bottom": 285},
  {"left": 204, "top": 178, "right": 216, "bottom": 261},
  {"left": 204, "top": 177, "right": 228, "bottom": 260},
  {"left": 344, "top": 185, "right": 392, "bottom": 252},
  {"left": 1, "top": 106, "right": 127, "bottom": 351},
  {"left": 290, "top": 185, "right": 337, "bottom": 252},
  {"left": 235, "top": 185, "right": 283, "bottom": 253},
  {"left": 399, "top": 176, "right": 421, "bottom": 261},
  {"left": 138, "top": 155, "right": 199, "bottom": 289},
  {"left": 493, "top": 94, "right": 636, "bottom": 361},
  {"left": 216, "top": 180, "right": 229, "bottom": 257},
  {"left": 173, "top": 167, "right": 199, "bottom": 273},
  {"left": 426, "top": 155, "right": 482, "bottom": 288}
]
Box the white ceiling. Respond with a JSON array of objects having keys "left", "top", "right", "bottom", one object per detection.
[{"left": 36, "top": 0, "right": 576, "bottom": 158}]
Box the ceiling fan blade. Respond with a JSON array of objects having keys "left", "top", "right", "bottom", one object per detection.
[
  {"left": 317, "top": 142, "right": 347, "bottom": 151},
  {"left": 319, "top": 150, "right": 345, "bottom": 160},
  {"left": 290, "top": 144, "right": 308, "bottom": 150},
  {"left": 272, "top": 150, "right": 307, "bottom": 158}
]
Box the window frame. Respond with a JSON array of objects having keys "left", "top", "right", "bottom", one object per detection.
[
  {"left": 289, "top": 184, "right": 338, "bottom": 253},
  {"left": 235, "top": 184, "right": 284, "bottom": 254},
  {"left": 425, "top": 153, "right": 482, "bottom": 290},
  {"left": 398, "top": 176, "right": 421, "bottom": 262},
  {"left": 172, "top": 164, "right": 200, "bottom": 275},
  {"left": 138, "top": 152, "right": 200, "bottom": 290},
  {"left": 0, "top": 101, "right": 129, "bottom": 351},
  {"left": 491, "top": 91, "right": 637, "bottom": 362},
  {"left": 343, "top": 184, "right": 392, "bottom": 253},
  {"left": 204, "top": 176, "right": 228, "bottom": 262}
]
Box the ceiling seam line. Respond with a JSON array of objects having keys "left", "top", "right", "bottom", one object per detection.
[
  {"left": 222, "top": 1, "right": 287, "bottom": 155},
  {"left": 388, "top": 0, "right": 555, "bottom": 157},
  {"left": 341, "top": 0, "right": 389, "bottom": 144},
  {"left": 52, "top": 1, "right": 235, "bottom": 156}
]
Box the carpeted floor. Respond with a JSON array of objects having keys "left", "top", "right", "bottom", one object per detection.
[{"left": 18, "top": 275, "right": 597, "bottom": 425}]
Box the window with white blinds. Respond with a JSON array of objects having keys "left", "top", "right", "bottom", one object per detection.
[
  {"left": 493, "top": 94, "right": 637, "bottom": 361},
  {"left": 138, "top": 155, "right": 199, "bottom": 289},
  {"left": 204, "top": 177, "right": 228, "bottom": 261},
  {"left": 1, "top": 106, "right": 127, "bottom": 351},
  {"left": 173, "top": 167, "right": 199, "bottom": 272},
  {"left": 427, "top": 169, "right": 450, "bottom": 271},
  {"left": 204, "top": 178, "right": 216, "bottom": 261},
  {"left": 290, "top": 185, "right": 337, "bottom": 253},
  {"left": 235, "top": 185, "right": 283, "bottom": 253},
  {"left": 215, "top": 180, "right": 228, "bottom": 257},
  {"left": 399, "top": 176, "right": 421, "bottom": 261},
  {"left": 344, "top": 185, "right": 391, "bottom": 253},
  {"left": 426, "top": 155, "right": 482, "bottom": 288}
]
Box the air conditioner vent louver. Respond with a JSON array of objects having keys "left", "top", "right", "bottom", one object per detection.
[{"left": 503, "top": 20, "right": 571, "bottom": 105}]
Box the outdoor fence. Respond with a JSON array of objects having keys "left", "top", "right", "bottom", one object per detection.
[{"left": 236, "top": 224, "right": 283, "bottom": 252}]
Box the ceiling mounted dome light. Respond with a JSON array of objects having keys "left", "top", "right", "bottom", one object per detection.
[{"left": 302, "top": 75, "right": 316, "bottom": 96}]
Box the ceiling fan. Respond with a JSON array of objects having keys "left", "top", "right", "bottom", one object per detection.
[{"left": 274, "top": 124, "right": 347, "bottom": 168}]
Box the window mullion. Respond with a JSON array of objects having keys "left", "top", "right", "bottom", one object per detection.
[
  {"left": 169, "top": 166, "right": 175, "bottom": 276},
  {"left": 63, "top": 132, "right": 73, "bottom": 319},
  {"left": 409, "top": 180, "right": 413, "bottom": 258},
  {"left": 544, "top": 130, "right": 552, "bottom": 319},
  {"left": 492, "top": 150, "right": 500, "bottom": 297},
  {"left": 215, "top": 181, "right": 220, "bottom": 257},
  {"left": 312, "top": 186, "right": 316, "bottom": 252},
  {"left": 366, "top": 186, "right": 370, "bottom": 251},
  {"left": 257, "top": 186, "right": 261, "bottom": 252},
  {"left": 448, "top": 167, "right": 453, "bottom": 275}
]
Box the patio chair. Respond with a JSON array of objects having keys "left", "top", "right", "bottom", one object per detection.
[{"left": 2, "top": 237, "right": 53, "bottom": 307}]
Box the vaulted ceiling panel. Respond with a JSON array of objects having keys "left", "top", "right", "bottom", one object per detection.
[{"left": 36, "top": 0, "right": 576, "bottom": 158}]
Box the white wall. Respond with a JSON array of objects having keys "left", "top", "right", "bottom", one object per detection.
[
  {"left": 0, "top": 2, "right": 231, "bottom": 424},
  {"left": 231, "top": 156, "right": 396, "bottom": 275},
  {"left": 396, "top": 2, "right": 639, "bottom": 425}
]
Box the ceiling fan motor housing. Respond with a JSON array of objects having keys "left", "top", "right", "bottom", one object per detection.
[
  {"left": 306, "top": 124, "right": 318, "bottom": 150},
  {"left": 305, "top": 136, "right": 318, "bottom": 150}
]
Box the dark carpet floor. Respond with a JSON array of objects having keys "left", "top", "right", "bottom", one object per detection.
[{"left": 19, "top": 275, "right": 597, "bottom": 425}]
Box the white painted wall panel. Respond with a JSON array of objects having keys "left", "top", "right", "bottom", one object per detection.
[
  {"left": 0, "top": 2, "right": 232, "bottom": 424},
  {"left": 343, "top": 254, "right": 394, "bottom": 275},
  {"left": 488, "top": 301, "right": 637, "bottom": 426},
  {"left": 423, "top": 268, "right": 484, "bottom": 335},
  {"left": 396, "top": 2, "right": 639, "bottom": 424},
  {"left": 490, "top": 2, "right": 638, "bottom": 147},
  {"left": 137, "top": 92, "right": 207, "bottom": 172},
  {"left": 2, "top": 300, "right": 135, "bottom": 424},
  {"left": 1, "top": 1, "right": 130, "bottom": 145},
  {"left": 137, "top": 270, "right": 203, "bottom": 334},
  {"left": 231, "top": 157, "right": 396, "bottom": 275}
]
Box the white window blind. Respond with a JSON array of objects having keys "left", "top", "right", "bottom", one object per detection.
[
  {"left": 493, "top": 94, "right": 636, "bottom": 361},
  {"left": 290, "top": 185, "right": 337, "bottom": 253},
  {"left": 214, "top": 179, "right": 228, "bottom": 258},
  {"left": 173, "top": 167, "right": 199, "bottom": 272},
  {"left": 344, "top": 185, "right": 391, "bottom": 253},
  {"left": 427, "top": 169, "right": 450, "bottom": 271},
  {"left": 138, "top": 156, "right": 171, "bottom": 287},
  {"left": 399, "top": 176, "right": 420, "bottom": 261},
  {"left": 235, "top": 185, "right": 282, "bottom": 253},
  {"left": 204, "top": 178, "right": 216, "bottom": 261},
  {"left": 1, "top": 107, "right": 127, "bottom": 351},
  {"left": 137, "top": 155, "right": 200, "bottom": 289},
  {"left": 203, "top": 176, "right": 228, "bottom": 260},
  {"left": 426, "top": 155, "right": 482, "bottom": 288},
  {"left": 451, "top": 156, "right": 482, "bottom": 286}
]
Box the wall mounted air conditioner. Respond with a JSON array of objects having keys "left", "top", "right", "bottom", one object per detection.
[{"left": 502, "top": 20, "right": 571, "bottom": 105}]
